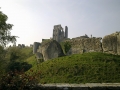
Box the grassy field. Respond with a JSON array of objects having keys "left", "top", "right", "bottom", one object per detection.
[{"left": 27, "top": 52, "right": 120, "bottom": 83}]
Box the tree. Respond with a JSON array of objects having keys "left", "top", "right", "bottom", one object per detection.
[
  {"left": 0, "top": 8, "right": 18, "bottom": 76},
  {"left": 0, "top": 8, "right": 18, "bottom": 47}
]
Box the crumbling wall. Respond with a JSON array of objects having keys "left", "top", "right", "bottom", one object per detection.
[
  {"left": 117, "top": 33, "right": 120, "bottom": 55},
  {"left": 102, "top": 33, "right": 117, "bottom": 54},
  {"left": 35, "top": 52, "right": 43, "bottom": 63},
  {"left": 37, "top": 40, "right": 64, "bottom": 61},
  {"left": 102, "top": 32, "right": 120, "bottom": 55},
  {"left": 33, "top": 32, "right": 120, "bottom": 62},
  {"left": 66, "top": 32, "right": 120, "bottom": 55},
  {"left": 65, "top": 37, "right": 102, "bottom": 55},
  {"left": 33, "top": 42, "right": 41, "bottom": 54},
  {"left": 53, "top": 24, "right": 68, "bottom": 42}
]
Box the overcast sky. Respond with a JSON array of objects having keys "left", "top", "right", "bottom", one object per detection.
[{"left": 0, "top": 0, "right": 120, "bottom": 46}]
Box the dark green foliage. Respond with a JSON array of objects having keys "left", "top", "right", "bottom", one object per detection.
[
  {"left": 64, "top": 41, "right": 71, "bottom": 54},
  {"left": 7, "top": 47, "right": 27, "bottom": 61},
  {"left": 30, "top": 52, "right": 120, "bottom": 83},
  {"left": 0, "top": 46, "right": 33, "bottom": 76},
  {"left": 6, "top": 47, "right": 33, "bottom": 62},
  {"left": 0, "top": 9, "right": 42, "bottom": 89},
  {"left": 0, "top": 46, "right": 5, "bottom": 60},
  {"left": 0, "top": 70, "right": 41, "bottom": 90},
  {"left": 0, "top": 8, "right": 18, "bottom": 76},
  {"left": 60, "top": 41, "right": 71, "bottom": 54},
  {"left": 0, "top": 47, "right": 40, "bottom": 90},
  {"left": 5, "top": 47, "right": 33, "bottom": 72},
  {"left": 7, "top": 62, "right": 32, "bottom": 72},
  {"left": 0, "top": 46, "right": 7, "bottom": 75}
]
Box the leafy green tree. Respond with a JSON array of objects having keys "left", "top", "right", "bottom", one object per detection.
[
  {"left": 0, "top": 9, "right": 39, "bottom": 89},
  {"left": 7, "top": 47, "right": 23, "bottom": 61},
  {"left": 6, "top": 47, "right": 29, "bottom": 72},
  {"left": 0, "top": 8, "right": 18, "bottom": 74},
  {"left": 0, "top": 9, "right": 18, "bottom": 47}
]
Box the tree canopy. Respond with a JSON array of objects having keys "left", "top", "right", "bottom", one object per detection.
[{"left": 0, "top": 9, "right": 18, "bottom": 46}]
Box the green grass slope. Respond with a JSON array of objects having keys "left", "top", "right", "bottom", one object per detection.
[{"left": 29, "top": 52, "right": 120, "bottom": 83}]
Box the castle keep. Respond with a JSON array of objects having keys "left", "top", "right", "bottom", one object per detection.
[
  {"left": 33, "top": 24, "right": 68, "bottom": 54},
  {"left": 53, "top": 25, "right": 68, "bottom": 42}
]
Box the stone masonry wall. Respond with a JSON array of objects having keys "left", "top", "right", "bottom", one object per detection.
[
  {"left": 37, "top": 40, "right": 64, "bottom": 61},
  {"left": 34, "top": 32, "right": 120, "bottom": 61},
  {"left": 102, "top": 32, "right": 120, "bottom": 55},
  {"left": 117, "top": 33, "right": 120, "bottom": 55},
  {"left": 65, "top": 32, "right": 120, "bottom": 55},
  {"left": 65, "top": 37, "right": 102, "bottom": 55},
  {"left": 102, "top": 33, "right": 117, "bottom": 54}
]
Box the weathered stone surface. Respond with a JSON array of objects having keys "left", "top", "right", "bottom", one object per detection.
[
  {"left": 66, "top": 38, "right": 102, "bottom": 55},
  {"left": 102, "top": 32, "right": 120, "bottom": 55},
  {"left": 33, "top": 42, "right": 41, "bottom": 54},
  {"left": 102, "top": 33, "right": 117, "bottom": 55},
  {"left": 40, "top": 83, "right": 120, "bottom": 90},
  {"left": 38, "top": 40, "right": 64, "bottom": 61},
  {"left": 66, "top": 32, "right": 120, "bottom": 55},
  {"left": 34, "top": 31, "right": 120, "bottom": 61},
  {"left": 53, "top": 24, "right": 68, "bottom": 42},
  {"left": 117, "top": 33, "right": 120, "bottom": 55},
  {"left": 35, "top": 52, "right": 43, "bottom": 63}
]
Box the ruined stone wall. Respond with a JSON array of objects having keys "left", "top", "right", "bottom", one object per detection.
[
  {"left": 53, "top": 24, "right": 68, "bottom": 42},
  {"left": 102, "top": 34, "right": 117, "bottom": 54},
  {"left": 65, "top": 37, "right": 102, "bottom": 55},
  {"left": 102, "top": 32, "right": 120, "bottom": 55},
  {"left": 117, "top": 33, "right": 120, "bottom": 55},
  {"left": 33, "top": 42, "right": 41, "bottom": 54},
  {"left": 33, "top": 31, "right": 120, "bottom": 62},
  {"left": 37, "top": 40, "right": 64, "bottom": 61},
  {"left": 64, "top": 32, "right": 120, "bottom": 55}
]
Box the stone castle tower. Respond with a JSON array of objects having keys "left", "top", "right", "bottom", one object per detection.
[
  {"left": 53, "top": 24, "right": 68, "bottom": 42},
  {"left": 65, "top": 26, "right": 68, "bottom": 38}
]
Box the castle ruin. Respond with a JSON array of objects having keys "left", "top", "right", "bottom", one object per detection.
[
  {"left": 32, "top": 24, "right": 120, "bottom": 61},
  {"left": 53, "top": 24, "right": 68, "bottom": 42}
]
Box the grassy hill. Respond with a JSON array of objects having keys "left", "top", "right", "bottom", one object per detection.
[
  {"left": 28, "top": 52, "right": 120, "bottom": 84},
  {"left": 1, "top": 47, "right": 120, "bottom": 84}
]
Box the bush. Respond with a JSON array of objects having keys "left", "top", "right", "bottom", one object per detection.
[
  {"left": 60, "top": 41, "right": 71, "bottom": 54},
  {"left": 7, "top": 62, "right": 32, "bottom": 72},
  {"left": 0, "top": 69, "right": 41, "bottom": 90}
]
